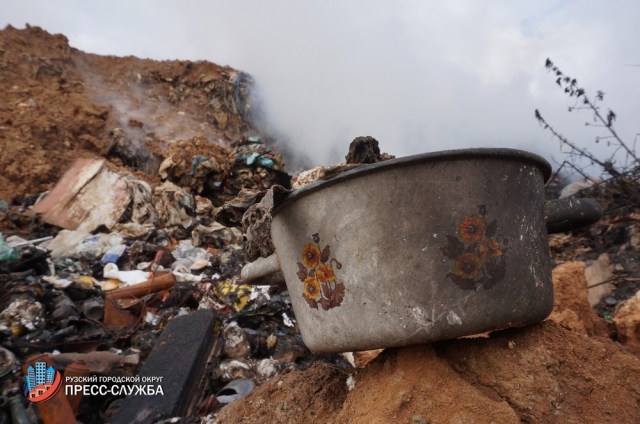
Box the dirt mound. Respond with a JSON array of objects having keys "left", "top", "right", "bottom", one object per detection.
[
  {"left": 217, "top": 321, "right": 640, "bottom": 423},
  {"left": 0, "top": 24, "right": 257, "bottom": 205},
  {"left": 216, "top": 363, "right": 348, "bottom": 424}
]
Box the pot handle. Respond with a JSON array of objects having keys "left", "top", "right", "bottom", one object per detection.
[
  {"left": 545, "top": 198, "right": 603, "bottom": 234},
  {"left": 241, "top": 253, "right": 286, "bottom": 285}
]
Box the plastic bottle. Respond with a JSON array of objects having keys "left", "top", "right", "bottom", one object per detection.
[{"left": 101, "top": 244, "right": 126, "bottom": 264}]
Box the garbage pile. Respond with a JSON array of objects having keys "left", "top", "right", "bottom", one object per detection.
[
  {"left": 0, "top": 24, "right": 334, "bottom": 424},
  {"left": 0, "top": 126, "right": 406, "bottom": 423},
  {"left": 0, "top": 143, "right": 344, "bottom": 422}
]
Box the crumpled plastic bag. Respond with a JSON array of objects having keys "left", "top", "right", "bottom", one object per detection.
[
  {"left": 0, "top": 234, "right": 19, "bottom": 262},
  {"left": 47, "top": 231, "right": 124, "bottom": 260},
  {"left": 103, "top": 263, "right": 150, "bottom": 286}
]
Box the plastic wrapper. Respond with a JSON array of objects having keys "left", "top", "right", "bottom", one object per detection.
[{"left": 103, "top": 263, "right": 150, "bottom": 286}]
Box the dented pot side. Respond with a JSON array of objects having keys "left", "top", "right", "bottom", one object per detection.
[{"left": 271, "top": 151, "right": 554, "bottom": 353}]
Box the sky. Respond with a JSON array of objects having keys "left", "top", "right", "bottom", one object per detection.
[{"left": 2, "top": 0, "right": 640, "bottom": 173}]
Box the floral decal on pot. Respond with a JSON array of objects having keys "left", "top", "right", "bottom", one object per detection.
[
  {"left": 297, "top": 233, "right": 345, "bottom": 310},
  {"left": 440, "top": 205, "right": 508, "bottom": 290}
]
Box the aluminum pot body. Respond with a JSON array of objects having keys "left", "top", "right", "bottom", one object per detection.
[{"left": 270, "top": 149, "right": 558, "bottom": 353}]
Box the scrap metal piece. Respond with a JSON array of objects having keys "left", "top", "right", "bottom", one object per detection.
[{"left": 103, "top": 272, "right": 177, "bottom": 328}]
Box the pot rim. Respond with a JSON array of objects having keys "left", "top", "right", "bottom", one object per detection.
[{"left": 275, "top": 147, "right": 552, "bottom": 216}]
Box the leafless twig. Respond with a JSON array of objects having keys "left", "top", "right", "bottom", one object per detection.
[{"left": 536, "top": 59, "right": 640, "bottom": 216}]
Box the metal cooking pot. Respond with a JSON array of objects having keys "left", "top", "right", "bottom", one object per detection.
[{"left": 241, "top": 148, "right": 602, "bottom": 353}]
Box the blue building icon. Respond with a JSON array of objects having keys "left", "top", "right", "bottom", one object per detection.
[
  {"left": 26, "top": 366, "right": 35, "bottom": 391},
  {"left": 35, "top": 362, "right": 46, "bottom": 386},
  {"left": 46, "top": 366, "right": 55, "bottom": 384},
  {"left": 26, "top": 362, "right": 57, "bottom": 399}
]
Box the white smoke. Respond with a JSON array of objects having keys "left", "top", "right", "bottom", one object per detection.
[{"left": 2, "top": 0, "right": 640, "bottom": 171}]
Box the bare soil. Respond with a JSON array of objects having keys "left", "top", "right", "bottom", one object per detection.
[
  {"left": 0, "top": 24, "right": 250, "bottom": 205},
  {"left": 218, "top": 321, "right": 640, "bottom": 423}
]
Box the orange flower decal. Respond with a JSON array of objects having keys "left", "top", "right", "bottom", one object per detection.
[
  {"left": 302, "top": 243, "right": 320, "bottom": 268},
  {"left": 303, "top": 277, "right": 321, "bottom": 300},
  {"left": 315, "top": 263, "right": 336, "bottom": 282},
  {"left": 297, "top": 233, "right": 345, "bottom": 310},
  {"left": 478, "top": 237, "right": 502, "bottom": 260},
  {"left": 453, "top": 253, "right": 483, "bottom": 279},
  {"left": 442, "top": 206, "right": 508, "bottom": 291},
  {"left": 457, "top": 215, "right": 485, "bottom": 243}
]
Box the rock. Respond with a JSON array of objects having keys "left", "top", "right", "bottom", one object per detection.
[
  {"left": 613, "top": 290, "right": 640, "bottom": 355},
  {"left": 548, "top": 261, "right": 608, "bottom": 336},
  {"left": 585, "top": 253, "right": 614, "bottom": 307},
  {"left": 353, "top": 349, "right": 384, "bottom": 368},
  {"left": 604, "top": 296, "right": 618, "bottom": 306},
  {"left": 341, "top": 349, "right": 384, "bottom": 368}
]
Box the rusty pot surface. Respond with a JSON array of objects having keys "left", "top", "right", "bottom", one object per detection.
[{"left": 242, "top": 148, "right": 602, "bottom": 353}]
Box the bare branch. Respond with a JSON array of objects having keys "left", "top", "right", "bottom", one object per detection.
[
  {"left": 537, "top": 59, "right": 640, "bottom": 181},
  {"left": 534, "top": 109, "right": 619, "bottom": 177}
]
